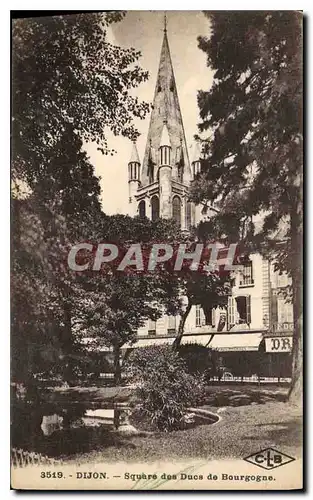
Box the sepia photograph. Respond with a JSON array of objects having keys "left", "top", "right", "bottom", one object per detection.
[{"left": 11, "top": 10, "right": 303, "bottom": 490}]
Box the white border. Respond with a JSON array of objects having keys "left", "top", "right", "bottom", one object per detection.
[{"left": 2, "top": 5, "right": 309, "bottom": 499}]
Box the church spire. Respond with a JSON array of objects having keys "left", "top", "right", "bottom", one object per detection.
[{"left": 140, "top": 21, "right": 191, "bottom": 185}]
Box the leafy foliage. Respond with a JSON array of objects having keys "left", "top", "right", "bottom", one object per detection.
[
  {"left": 192, "top": 11, "right": 302, "bottom": 402},
  {"left": 12, "top": 12, "right": 149, "bottom": 185},
  {"left": 192, "top": 11, "right": 302, "bottom": 273},
  {"left": 178, "top": 343, "right": 223, "bottom": 379},
  {"left": 11, "top": 12, "right": 153, "bottom": 387}
]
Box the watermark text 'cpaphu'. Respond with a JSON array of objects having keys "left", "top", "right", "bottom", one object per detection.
[{"left": 67, "top": 242, "right": 241, "bottom": 275}]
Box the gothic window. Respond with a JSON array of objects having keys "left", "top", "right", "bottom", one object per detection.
[
  {"left": 147, "top": 146, "right": 155, "bottom": 184},
  {"left": 239, "top": 260, "right": 253, "bottom": 286},
  {"left": 148, "top": 160, "right": 154, "bottom": 184},
  {"left": 158, "top": 84, "right": 161, "bottom": 93},
  {"left": 151, "top": 195, "right": 159, "bottom": 221},
  {"left": 129, "top": 162, "right": 138, "bottom": 181},
  {"left": 192, "top": 161, "right": 201, "bottom": 177},
  {"left": 160, "top": 145, "right": 171, "bottom": 165},
  {"left": 172, "top": 196, "right": 181, "bottom": 228},
  {"left": 138, "top": 200, "right": 146, "bottom": 218},
  {"left": 177, "top": 148, "right": 184, "bottom": 182}
]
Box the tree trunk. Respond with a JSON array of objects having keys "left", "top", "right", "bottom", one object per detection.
[
  {"left": 113, "top": 345, "right": 122, "bottom": 386},
  {"left": 173, "top": 299, "right": 192, "bottom": 349},
  {"left": 62, "top": 300, "right": 73, "bottom": 384},
  {"left": 288, "top": 191, "right": 303, "bottom": 406},
  {"left": 288, "top": 265, "right": 302, "bottom": 405}
]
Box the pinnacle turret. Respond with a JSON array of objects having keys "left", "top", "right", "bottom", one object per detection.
[
  {"left": 128, "top": 141, "right": 140, "bottom": 184},
  {"left": 160, "top": 122, "right": 171, "bottom": 148},
  {"left": 192, "top": 142, "right": 201, "bottom": 177},
  {"left": 129, "top": 141, "right": 140, "bottom": 164},
  {"left": 192, "top": 142, "right": 201, "bottom": 163}
]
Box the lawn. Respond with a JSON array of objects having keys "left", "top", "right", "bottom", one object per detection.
[{"left": 43, "top": 384, "right": 301, "bottom": 464}]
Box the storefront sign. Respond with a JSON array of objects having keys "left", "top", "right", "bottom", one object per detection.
[{"left": 265, "top": 337, "right": 293, "bottom": 353}]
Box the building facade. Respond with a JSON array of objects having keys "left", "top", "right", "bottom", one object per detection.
[{"left": 126, "top": 25, "right": 293, "bottom": 362}]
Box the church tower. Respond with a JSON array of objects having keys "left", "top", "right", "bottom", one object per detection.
[{"left": 129, "top": 18, "right": 194, "bottom": 229}]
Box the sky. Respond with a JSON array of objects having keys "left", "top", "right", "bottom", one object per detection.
[{"left": 84, "top": 11, "right": 213, "bottom": 215}]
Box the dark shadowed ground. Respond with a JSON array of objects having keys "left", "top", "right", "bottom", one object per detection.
[{"left": 34, "top": 384, "right": 301, "bottom": 463}]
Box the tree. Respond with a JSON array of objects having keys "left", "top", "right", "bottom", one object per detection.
[
  {"left": 169, "top": 229, "right": 231, "bottom": 349},
  {"left": 191, "top": 11, "right": 302, "bottom": 403},
  {"left": 12, "top": 12, "right": 149, "bottom": 185},
  {"left": 71, "top": 214, "right": 182, "bottom": 384},
  {"left": 11, "top": 11, "right": 151, "bottom": 387},
  {"left": 172, "top": 260, "right": 230, "bottom": 349},
  {"left": 11, "top": 126, "right": 105, "bottom": 386}
]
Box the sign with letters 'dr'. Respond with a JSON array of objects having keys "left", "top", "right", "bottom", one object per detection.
[{"left": 265, "top": 337, "right": 293, "bottom": 353}]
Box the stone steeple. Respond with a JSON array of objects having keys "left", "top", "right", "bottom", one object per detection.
[{"left": 140, "top": 25, "right": 191, "bottom": 186}]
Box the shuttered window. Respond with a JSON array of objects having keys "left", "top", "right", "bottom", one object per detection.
[
  {"left": 168, "top": 315, "right": 176, "bottom": 334},
  {"left": 277, "top": 272, "right": 288, "bottom": 288},
  {"left": 212, "top": 308, "right": 216, "bottom": 328},
  {"left": 277, "top": 298, "right": 293, "bottom": 324},
  {"left": 228, "top": 297, "right": 235, "bottom": 327},
  {"left": 234, "top": 295, "right": 251, "bottom": 325},
  {"left": 195, "top": 305, "right": 201, "bottom": 327},
  {"left": 148, "top": 319, "right": 156, "bottom": 336},
  {"left": 240, "top": 260, "right": 253, "bottom": 285},
  {"left": 246, "top": 295, "right": 251, "bottom": 324}
]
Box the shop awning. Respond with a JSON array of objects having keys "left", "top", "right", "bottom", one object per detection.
[
  {"left": 181, "top": 335, "right": 214, "bottom": 346},
  {"left": 208, "top": 333, "right": 263, "bottom": 352},
  {"left": 129, "top": 332, "right": 263, "bottom": 352},
  {"left": 130, "top": 337, "right": 174, "bottom": 348}
]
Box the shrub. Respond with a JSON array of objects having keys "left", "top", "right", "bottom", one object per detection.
[{"left": 125, "top": 346, "right": 203, "bottom": 432}]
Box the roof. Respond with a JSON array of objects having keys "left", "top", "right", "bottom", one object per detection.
[
  {"left": 129, "top": 142, "right": 140, "bottom": 164},
  {"left": 140, "top": 29, "right": 191, "bottom": 184},
  {"left": 160, "top": 122, "right": 171, "bottom": 147}
]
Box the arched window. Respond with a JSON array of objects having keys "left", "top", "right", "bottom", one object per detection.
[
  {"left": 138, "top": 200, "right": 146, "bottom": 218},
  {"left": 172, "top": 196, "right": 181, "bottom": 228},
  {"left": 151, "top": 195, "right": 159, "bottom": 221}
]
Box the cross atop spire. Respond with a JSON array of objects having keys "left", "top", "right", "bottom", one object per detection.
[{"left": 164, "top": 12, "right": 167, "bottom": 33}]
